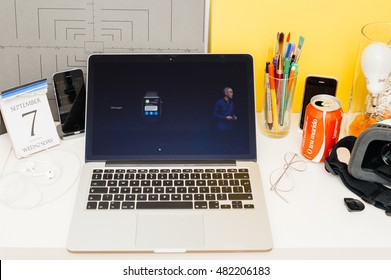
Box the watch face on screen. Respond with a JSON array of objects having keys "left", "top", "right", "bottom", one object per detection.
[{"left": 143, "top": 96, "right": 161, "bottom": 117}]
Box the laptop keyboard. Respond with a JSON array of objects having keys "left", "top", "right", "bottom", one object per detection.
[{"left": 86, "top": 168, "right": 255, "bottom": 210}]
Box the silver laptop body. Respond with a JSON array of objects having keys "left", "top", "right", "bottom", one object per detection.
[{"left": 66, "top": 53, "right": 273, "bottom": 253}]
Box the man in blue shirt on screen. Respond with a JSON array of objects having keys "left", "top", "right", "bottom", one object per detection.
[{"left": 213, "top": 87, "right": 237, "bottom": 131}]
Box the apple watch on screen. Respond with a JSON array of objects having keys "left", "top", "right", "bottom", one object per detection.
[{"left": 143, "top": 91, "right": 161, "bottom": 118}]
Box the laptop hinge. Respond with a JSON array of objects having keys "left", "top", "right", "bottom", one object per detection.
[{"left": 105, "top": 160, "right": 236, "bottom": 167}]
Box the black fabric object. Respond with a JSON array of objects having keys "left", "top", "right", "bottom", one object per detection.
[{"left": 324, "top": 136, "right": 391, "bottom": 214}]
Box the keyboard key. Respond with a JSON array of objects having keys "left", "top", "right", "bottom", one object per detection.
[
  {"left": 148, "top": 194, "right": 159, "bottom": 200},
  {"left": 229, "top": 179, "right": 240, "bottom": 186},
  {"left": 90, "top": 187, "right": 108, "bottom": 194},
  {"left": 174, "top": 180, "right": 184, "bottom": 186},
  {"left": 210, "top": 187, "right": 221, "bottom": 193},
  {"left": 125, "top": 194, "right": 136, "bottom": 201},
  {"left": 232, "top": 201, "right": 243, "bottom": 209},
  {"left": 152, "top": 180, "right": 162, "bottom": 186},
  {"left": 110, "top": 202, "right": 121, "bottom": 209},
  {"left": 92, "top": 174, "right": 102, "bottom": 180},
  {"left": 177, "top": 187, "right": 187, "bottom": 193},
  {"left": 104, "top": 169, "right": 115, "bottom": 173},
  {"left": 185, "top": 180, "right": 195, "bottom": 186},
  {"left": 222, "top": 187, "right": 232, "bottom": 193},
  {"left": 98, "top": 202, "right": 109, "bottom": 209},
  {"left": 217, "top": 194, "right": 227, "bottom": 200},
  {"left": 221, "top": 204, "right": 231, "bottom": 209},
  {"left": 114, "top": 194, "right": 124, "bottom": 201},
  {"left": 119, "top": 181, "right": 128, "bottom": 187},
  {"left": 163, "top": 180, "right": 173, "bottom": 186},
  {"left": 154, "top": 187, "right": 164, "bottom": 193},
  {"left": 132, "top": 187, "right": 142, "bottom": 193},
  {"left": 108, "top": 181, "right": 118, "bottom": 187},
  {"left": 244, "top": 204, "right": 255, "bottom": 209},
  {"left": 188, "top": 187, "right": 198, "bottom": 193},
  {"left": 125, "top": 174, "right": 135, "bottom": 179},
  {"left": 137, "top": 202, "right": 193, "bottom": 209},
  {"left": 207, "top": 180, "right": 218, "bottom": 186},
  {"left": 196, "top": 180, "right": 206, "bottom": 186},
  {"left": 91, "top": 181, "right": 106, "bottom": 187},
  {"left": 120, "top": 187, "right": 131, "bottom": 193},
  {"left": 114, "top": 174, "right": 124, "bottom": 180},
  {"left": 137, "top": 194, "right": 147, "bottom": 201},
  {"left": 143, "top": 187, "right": 153, "bottom": 193},
  {"left": 122, "top": 202, "right": 135, "bottom": 209},
  {"left": 87, "top": 202, "right": 98, "bottom": 209},
  {"left": 234, "top": 173, "right": 250, "bottom": 179},
  {"left": 88, "top": 194, "right": 101, "bottom": 201},
  {"left": 102, "top": 194, "right": 113, "bottom": 201},
  {"left": 166, "top": 187, "right": 175, "bottom": 193},
  {"left": 229, "top": 194, "right": 253, "bottom": 200},
  {"left": 109, "top": 187, "right": 120, "bottom": 193},
  {"left": 219, "top": 180, "right": 229, "bottom": 186},
  {"left": 93, "top": 169, "right": 103, "bottom": 173},
  {"left": 171, "top": 194, "right": 181, "bottom": 200},
  {"left": 209, "top": 201, "right": 219, "bottom": 209},
  {"left": 141, "top": 180, "right": 150, "bottom": 186},
  {"left": 194, "top": 194, "right": 204, "bottom": 200},
  {"left": 233, "top": 186, "right": 244, "bottom": 193},
  {"left": 200, "top": 187, "right": 209, "bottom": 193},
  {"left": 195, "top": 201, "right": 207, "bottom": 209}
]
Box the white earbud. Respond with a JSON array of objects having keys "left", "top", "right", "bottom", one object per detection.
[
  {"left": 32, "top": 170, "right": 55, "bottom": 179},
  {"left": 20, "top": 162, "right": 55, "bottom": 179}
]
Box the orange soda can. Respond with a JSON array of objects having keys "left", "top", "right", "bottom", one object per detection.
[{"left": 301, "top": 95, "right": 343, "bottom": 162}]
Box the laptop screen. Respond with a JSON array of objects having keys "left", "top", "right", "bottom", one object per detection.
[{"left": 86, "top": 54, "right": 256, "bottom": 161}]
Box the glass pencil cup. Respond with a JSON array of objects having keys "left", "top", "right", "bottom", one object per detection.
[{"left": 260, "top": 74, "right": 298, "bottom": 138}]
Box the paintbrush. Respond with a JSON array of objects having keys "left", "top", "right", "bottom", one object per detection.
[{"left": 294, "top": 36, "right": 305, "bottom": 63}]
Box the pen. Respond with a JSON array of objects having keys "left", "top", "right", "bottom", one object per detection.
[
  {"left": 275, "top": 55, "right": 283, "bottom": 123},
  {"left": 268, "top": 63, "right": 279, "bottom": 131},
  {"left": 282, "top": 64, "right": 298, "bottom": 123},
  {"left": 280, "top": 57, "right": 291, "bottom": 125},
  {"left": 265, "top": 63, "right": 273, "bottom": 130}
]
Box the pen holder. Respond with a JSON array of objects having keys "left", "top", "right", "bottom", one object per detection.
[{"left": 260, "top": 74, "right": 298, "bottom": 138}]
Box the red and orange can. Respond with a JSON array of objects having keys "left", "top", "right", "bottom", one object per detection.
[{"left": 301, "top": 95, "right": 343, "bottom": 162}]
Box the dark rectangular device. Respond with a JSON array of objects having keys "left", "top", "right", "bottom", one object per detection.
[
  {"left": 299, "top": 76, "right": 337, "bottom": 129},
  {"left": 85, "top": 54, "right": 256, "bottom": 161},
  {"left": 53, "top": 68, "right": 86, "bottom": 136}
]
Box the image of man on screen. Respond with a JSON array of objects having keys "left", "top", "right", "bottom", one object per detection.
[{"left": 213, "top": 87, "right": 237, "bottom": 131}]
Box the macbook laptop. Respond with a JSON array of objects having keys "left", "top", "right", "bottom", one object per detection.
[{"left": 66, "top": 53, "right": 273, "bottom": 253}]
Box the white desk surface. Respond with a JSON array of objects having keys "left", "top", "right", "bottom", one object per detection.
[{"left": 1, "top": 114, "right": 391, "bottom": 260}]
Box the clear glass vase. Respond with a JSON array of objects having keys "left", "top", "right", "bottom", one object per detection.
[{"left": 345, "top": 22, "right": 391, "bottom": 137}]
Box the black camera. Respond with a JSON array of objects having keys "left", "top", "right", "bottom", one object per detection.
[{"left": 349, "top": 122, "right": 391, "bottom": 185}]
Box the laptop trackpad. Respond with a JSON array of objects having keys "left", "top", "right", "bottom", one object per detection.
[{"left": 135, "top": 213, "right": 205, "bottom": 251}]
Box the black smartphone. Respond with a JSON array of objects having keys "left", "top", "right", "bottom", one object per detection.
[
  {"left": 53, "top": 69, "right": 86, "bottom": 136},
  {"left": 299, "top": 76, "right": 338, "bottom": 129}
]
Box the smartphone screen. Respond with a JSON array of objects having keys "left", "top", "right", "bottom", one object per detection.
[
  {"left": 53, "top": 69, "right": 86, "bottom": 135},
  {"left": 299, "top": 76, "right": 337, "bottom": 129}
]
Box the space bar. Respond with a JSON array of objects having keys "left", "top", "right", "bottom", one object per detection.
[{"left": 137, "top": 202, "right": 193, "bottom": 209}]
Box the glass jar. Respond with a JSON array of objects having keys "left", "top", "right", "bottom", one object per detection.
[{"left": 345, "top": 22, "right": 391, "bottom": 137}]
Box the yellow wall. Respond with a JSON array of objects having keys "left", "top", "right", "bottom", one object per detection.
[{"left": 209, "top": 0, "right": 391, "bottom": 112}]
